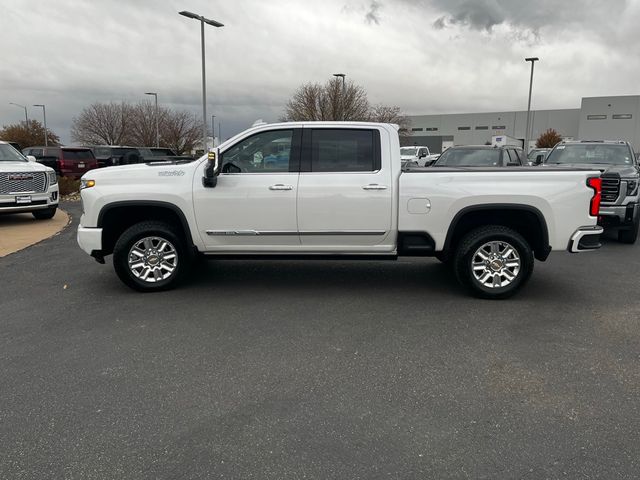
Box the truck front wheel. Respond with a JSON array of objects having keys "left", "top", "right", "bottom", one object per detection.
[
  {"left": 453, "top": 226, "right": 534, "bottom": 299},
  {"left": 32, "top": 206, "right": 57, "bottom": 220},
  {"left": 113, "top": 221, "right": 189, "bottom": 292}
]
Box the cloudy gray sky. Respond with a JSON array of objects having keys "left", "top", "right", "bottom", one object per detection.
[{"left": 2, "top": 0, "right": 640, "bottom": 144}]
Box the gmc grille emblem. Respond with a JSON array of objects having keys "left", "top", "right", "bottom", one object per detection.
[{"left": 8, "top": 174, "right": 33, "bottom": 181}]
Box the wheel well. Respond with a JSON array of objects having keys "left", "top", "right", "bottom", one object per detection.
[
  {"left": 444, "top": 207, "right": 550, "bottom": 261},
  {"left": 99, "top": 203, "right": 193, "bottom": 256}
]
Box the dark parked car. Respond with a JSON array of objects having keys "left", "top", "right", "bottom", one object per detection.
[
  {"left": 22, "top": 146, "right": 98, "bottom": 178},
  {"left": 89, "top": 146, "right": 143, "bottom": 168},
  {"left": 88, "top": 146, "right": 192, "bottom": 168},
  {"left": 432, "top": 145, "right": 526, "bottom": 167}
]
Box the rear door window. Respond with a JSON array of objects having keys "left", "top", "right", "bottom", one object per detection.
[{"left": 309, "top": 129, "right": 380, "bottom": 172}]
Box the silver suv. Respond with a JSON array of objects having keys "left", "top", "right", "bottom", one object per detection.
[{"left": 545, "top": 140, "right": 639, "bottom": 243}]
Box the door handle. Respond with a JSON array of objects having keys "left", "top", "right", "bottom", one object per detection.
[
  {"left": 362, "top": 184, "right": 388, "bottom": 190},
  {"left": 269, "top": 184, "right": 293, "bottom": 191}
]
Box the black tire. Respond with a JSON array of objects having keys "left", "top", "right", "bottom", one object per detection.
[
  {"left": 32, "top": 206, "right": 57, "bottom": 220},
  {"left": 453, "top": 225, "right": 534, "bottom": 299},
  {"left": 435, "top": 251, "right": 452, "bottom": 265},
  {"left": 618, "top": 217, "right": 639, "bottom": 244},
  {"left": 113, "top": 221, "right": 191, "bottom": 292}
]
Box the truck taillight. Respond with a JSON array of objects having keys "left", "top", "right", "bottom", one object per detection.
[{"left": 587, "top": 177, "right": 602, "bottom": 217}]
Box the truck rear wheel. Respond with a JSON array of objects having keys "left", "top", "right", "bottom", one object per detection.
[
  {"left": 453, "top": 226, "right": 534, "bottom": 299},
  {"left": 113, "top": 221, "right": 189, "bottom": 292}
]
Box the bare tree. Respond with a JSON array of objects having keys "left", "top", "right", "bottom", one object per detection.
[
  {"left": 71, "top": 102, "right": 133, "bottom": 145},
  {"left": 160, "top": 110, "right": 202, "bottom": 155},
  {"left": 369, "top": 104, "right": 411, "bottom": 136},
  {"left": 128, "top": 101, "right": 169, "bottom": 147},
  {"left": 282, "top": 77, "right": 370, "bottom": 122}
]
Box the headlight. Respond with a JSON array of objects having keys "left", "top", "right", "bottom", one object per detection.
[
  {"left": 48, "top": 171, "right": 58, "bottom": 185},
  {"left": 80, "top": 179, "right": 96, "bottom": 190},
  {"left": 626, "top": 179, "right": 638, "bottom": 196}
]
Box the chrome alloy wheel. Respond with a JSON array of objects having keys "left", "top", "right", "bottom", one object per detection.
[
  {"left": 471, "top": 240, "right": 521, "bottom": 289},
  {"left": 128, "top": 236, "right": 178, "bottom": 283}
]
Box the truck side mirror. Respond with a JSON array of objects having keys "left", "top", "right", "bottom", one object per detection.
[
  {"left": 419, "top": 151, "right": 426, "bottom": 158},
  {"left": 203, "top": 148, "right": 221, "bottom": 188},
  {"left": 535, "top": 154, "right": 544, "bottom": 165},
  {"left": 26, "top": 155, "right": 37, "bottom": 162}
]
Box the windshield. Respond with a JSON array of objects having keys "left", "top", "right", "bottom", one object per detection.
[
  {"left": 546, "top": 144, "right": 633, "bottom": 165},
  {"left": 400, "top": 147, "right": 417, "bottom": 156},
  {"left": 434, "top": 148, "right": 501, "bottom": 167},
  {"left": 0, "top": 143, "right": 27, "bottom": 162}
]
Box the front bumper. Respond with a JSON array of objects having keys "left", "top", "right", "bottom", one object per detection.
[
  {"left": 568, "top": 226, "right": 604, "bottom": 253},
  {"left": 599, "top": 203, "right": 638, "bottom": 228},
  {"left": 0, "top": 189, "right": 59, "bottom": 214},
  {"left": 77, "top": 226, "right": 103, "bottom": 256}
]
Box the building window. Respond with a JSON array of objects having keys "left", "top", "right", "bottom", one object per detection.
[
  {"left": 411, "top": 127, "right": 423, "bottom": 131},
  {"left": 587, "top": 115, "right": 607, "bottom": 120},
  {"left": 492, "top": 125, "right": 506, "bottom": 130},
  {"left": 475, "top": 126, "right": 489, "bottom": 130},
  {"left": 458, "top": 126, "right": 470, "bottom": 131},
  {"left": 425, "top": 127, "right": 438, "bottom": 131},
  {"left": 612, "top": 114, "right": 632, "bottom": 119}
]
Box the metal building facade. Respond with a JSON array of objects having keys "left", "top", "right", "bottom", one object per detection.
[{"left": 405, "top": 95, "right": 640, "bottom": 153}]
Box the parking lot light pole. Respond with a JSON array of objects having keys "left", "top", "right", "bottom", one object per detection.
[
  {"left": 10, "top": 102, "right": 29, "bottom": 131},
  {"left": 211, "top": 114, "right": 215, "bottom": 145},
  {"left": 144, "top": 92, "right": 159, "bottom": 147},
  {"left": 333, "top": 73, "right": 346, "bottom": 120},
  {"left": 33, "top": 104, "right": 48, "bottom": 147},
  {"left": 524, "top": 57, "right": 539, "bottom": 155},
  {"left": 179, "top": 10, "right": 224, "bottom": 152}
]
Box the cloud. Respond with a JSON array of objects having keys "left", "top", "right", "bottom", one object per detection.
[
  {"left": 432, "top": 0, "right": 505, "bottom": 31},
  {"left": 1, "top": 0, "right": 640, "bottom": 146},
  {"left": 365, "top": 1, "right": 382, "bottom": 25}
]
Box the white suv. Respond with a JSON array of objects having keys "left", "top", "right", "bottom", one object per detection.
[{"left": 0, "top": 141, "right": 59, "bottom": 219}]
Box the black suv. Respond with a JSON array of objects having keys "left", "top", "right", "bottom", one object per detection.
[
  {"left": 545, "top": 140, "right": 639, "bottom": 243},
  {"left": 432, "top": 145, "right": 526, "bottom": 167},
  {"left": 89, "top": 146, "right": 143, "bottom": 168},
  {"left": 89, "top": 146, "right": 192, "bottom": 168}
]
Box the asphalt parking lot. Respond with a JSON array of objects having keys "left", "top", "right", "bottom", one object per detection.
[{"left": 1, "top": 202, "right": 639, "bottom": 479}]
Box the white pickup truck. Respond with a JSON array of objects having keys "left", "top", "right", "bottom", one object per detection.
[
  {"left": 77, "top": 122, "right": 604, "bottom": 299},
  {"left": 400, "top": 146, "right": 439, "bottom": 167}
]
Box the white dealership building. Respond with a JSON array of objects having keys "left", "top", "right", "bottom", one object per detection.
[{"left": 404, "top": 95, "right": 640, "bottom": 153}]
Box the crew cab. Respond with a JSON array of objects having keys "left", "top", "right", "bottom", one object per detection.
[
  {"left": 0, "top": 141, "right": 59, "bottom": 219},
  {"left": 544, "top": 140, "right": 639, "bottom": 243},
  {"left": 77, "top": 122, "right": 604, "bottom": 299}
]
